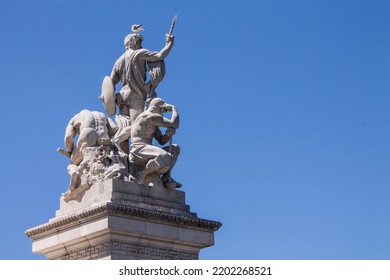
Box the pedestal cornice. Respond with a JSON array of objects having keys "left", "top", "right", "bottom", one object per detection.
[{"left": 25, "top": 202, "right": 222, "bottom": 239}]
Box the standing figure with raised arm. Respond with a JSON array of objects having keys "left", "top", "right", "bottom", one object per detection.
[{"left": 100, "top": 28, "right": 175, "bottom": 153}]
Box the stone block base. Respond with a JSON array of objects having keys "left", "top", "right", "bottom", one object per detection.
[{"left": 26, "top": 179, "right": 221, "bottom": 260}]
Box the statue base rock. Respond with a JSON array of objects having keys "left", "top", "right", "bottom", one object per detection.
[{"left": 25, "top": 179, "right": 221, "bottom": 260}]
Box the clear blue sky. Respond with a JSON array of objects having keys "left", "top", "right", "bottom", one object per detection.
[{"left": 1, "top": 0, "right": 389, "bottom": 260}]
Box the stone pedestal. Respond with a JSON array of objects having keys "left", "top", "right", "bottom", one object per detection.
[{"left": 25, "top": 179, "right": 221, "bottom": 260}]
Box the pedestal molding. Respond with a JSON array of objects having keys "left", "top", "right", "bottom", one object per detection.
[{"left": 26, "top": 202, "right": 222, "bottom": 239}]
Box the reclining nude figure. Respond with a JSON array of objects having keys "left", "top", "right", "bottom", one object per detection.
[{"left": 129, "top": 98, "right": 181, "bottom": 189}]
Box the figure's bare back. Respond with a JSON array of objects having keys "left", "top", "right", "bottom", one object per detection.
[{"left": 130, "top": 112, "right": 162, "bottom": 144}]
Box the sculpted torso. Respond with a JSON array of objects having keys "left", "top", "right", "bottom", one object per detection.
[
  {"left": 130, "top": 112, "right": 161, "bottom": 145},
  {"left": 72, "top": 110, "right": 110, "bottom": 140}
]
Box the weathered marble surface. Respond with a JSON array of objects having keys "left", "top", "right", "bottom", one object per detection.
[
  {"left": 60, "top": 20, "right": 180, "bottom": 200},
  {"left": 55, "top": 179, "right": 194, "bottom": 219},
  {"left": 26, "top": 179, "right": 221, "bottom": 260}
]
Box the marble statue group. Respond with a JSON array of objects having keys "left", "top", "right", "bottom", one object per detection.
[{"left": 59, "top": 18, "right": 181, "bottom": 201}]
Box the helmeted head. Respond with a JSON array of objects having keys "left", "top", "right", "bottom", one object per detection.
[{"left": 124, "top": 33, "right": 143, "bottom": 50}]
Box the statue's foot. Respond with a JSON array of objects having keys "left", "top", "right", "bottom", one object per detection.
[{"left": 163, "top": 177, "right": 182, "bottom": 190}]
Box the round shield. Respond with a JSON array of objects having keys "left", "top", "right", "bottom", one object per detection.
[{"left": 99, "top": 76, "right": 116, "bottom": 116}]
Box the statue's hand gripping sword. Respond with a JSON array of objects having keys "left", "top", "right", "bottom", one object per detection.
[{"left": 166, "top": 15, "right": 177, "bottom": 45}]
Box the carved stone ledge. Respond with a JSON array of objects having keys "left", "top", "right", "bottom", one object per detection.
[{"left": 25, "top": 202, "right": 222, "bottom": 239}]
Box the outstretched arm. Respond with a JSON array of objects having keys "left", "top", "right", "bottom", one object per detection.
[{"left": 141, "top": 35, "right": 174, "bottom": 62}]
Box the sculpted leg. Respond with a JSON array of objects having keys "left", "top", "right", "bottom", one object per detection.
[
  {"left": 135, "top": 152, "right": 172, "bottom": 185},
  {"left": 114, "top": 115, "right": 131, "bottom": 154},
  {"left": 67, "top": 164, "right": 79, "bottom": 190},
  {"left": 129, "top": 94, "right": 145, "bottom": 124},
  {"left": 161, "top": 144, "right": 182, "bottom": 189},
  {"left": 112, "top": 126, "right": 132, "bottom": 152}
]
